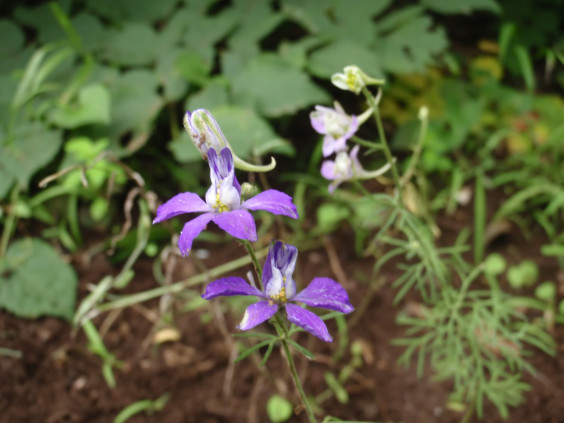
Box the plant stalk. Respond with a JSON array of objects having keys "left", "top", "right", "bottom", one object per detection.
[{"left": 361, "top": 86, "right": 403, "bottom": 204}]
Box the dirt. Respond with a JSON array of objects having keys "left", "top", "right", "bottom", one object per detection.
[{"left": 1, "top": 215, "right": 563, "bottom": 423}]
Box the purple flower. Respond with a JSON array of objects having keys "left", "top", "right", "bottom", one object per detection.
[
  {"left": 310, "top": 102, "right": 359, "bottom": 157},
  {"left": 153, "top": 148, "right": 298, "bottom": 256},
  {"left": 202, "top": 241, "right": 354, "bottom": 342},
  {"left": 321, "top": 145, "right": 392, "bottom": 193}
]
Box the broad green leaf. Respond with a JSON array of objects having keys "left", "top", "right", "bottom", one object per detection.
[
  {"left": 101, "top": 23, "right": 159, "bottom": 66},
  {"left": 308, "top": 41, "right": 382, "bottom": 79},
  {"left": 175, "top": 51, "right": 212, "bottom": 87},
  {"left": 0, "top": 238, "right": 77, "bottom": 320},
  {"left": 155, "top": 48, "right": 189, "bottom": 101},
  {"left": 421, "top": 0, "right": 500, "bottom": 14},
  {"left": 85, "top": 0, "right": 176, "bottom": 23},
  {"left": 266, "top": 395, "right": 293, "bottom": 423},
  {"left": 49, "top": 83, "right": 110, "bottom": 128},
  {"left": 210, "top": 105, "right": 293, "bottom": 158},
  {"left": 0, "top": 20, "right": 24, "bottom": 56},
  {"left": 231, "top": 54, "right": 329, "bottom": 117},
  {"left": 71, "top": 13, "right": 106, "bottom": 52},
  {"left": 375, "top": 10, "right": 448, "bottom": 74},
  {"left": 107, "top": 70, "right": 162, "bottom": 139},
  {"left": 185, "top": 79, "right": 229, "bottom": 112},
  {"left": 168, "top": 131, "right": 203, "bottom": 163},
  {"left": 14, "top": 2, "right": 70, "bottom": 43},
  {"left": 0, "top": 122, "right": 62, "bottom": 197}
]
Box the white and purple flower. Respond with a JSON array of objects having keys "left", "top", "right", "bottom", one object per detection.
[
  {"left": 153, "top": 148, "right": 298, "bottom": 256},
  {"left": 310, "top": 102, "right": 359, "bottom": 157},
  {"left": 321, "top": 145, "right": 392, "bottom": 193},
  {"left": 202, "top": 241, "right": 354, "bottom": 342}
]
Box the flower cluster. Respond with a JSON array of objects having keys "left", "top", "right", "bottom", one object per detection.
[
  {"left": 203, "top": 241, "right": 353, "bottom": 342},
  {"left": 309, "top": 66, "right": 391, "bottom": 192},
  {"left": 154, "top": 109, "right": 353, "bottom": 342}
]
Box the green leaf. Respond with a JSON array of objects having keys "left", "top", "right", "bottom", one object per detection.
[
  {"left": 483, "top": 253, "right": 506, "bottom": 276},
  {"left": 107, "top": 70, "right": 162, "bottom": 140},
  {"left": 266, "top": 394, "right": 293, "bottom": 423},
  {"left": 186, "top": 79, "right": 229, "bottom": 112},
  {"left": 534, "top": 282, "right": 556, "bottom": 303},
  {"left": 507, "top": 260, "right": 539, "bottom": 289},
  {"left": 286, "top": 339, "right": 316, "bottom": 360},
  {"left": 307, "top": 41, "right": 382, "bottom": 79},
  {"left": 0, "top": 238, "right": 77, "bottom": 320},
  {"left": 50, "top": 83, "right": 110, "bottom": 128},
  {"left": 175, "top": 51, "right": 211, "bottom": 86},
  {"left": 324, "top": 371, "right": 349, "bottom": 404},
  {"left": 0, "top": 20, "right": 24, "bottom": 56},
  {"left": 375, "top": 9, "right": 448, "bottom": 74},
  {"left": 234, "top": 340, "right": 273, "bottom": 363},
  {"left": 85, "top": 0, "right": 176, "bottom": 23},
  {"left": 0, "top": 122, "right": 62, "bottom": 197},
  {"left": 209, "top": 105, "right": 294, "bottom": 158},
  {"left": 101, "top": 23, "right": 159, "bottom": 66},
  {"left": 155, "top": 49, "right": 189, "bottom": 102},
  {"left": 231, "top": 54, "right": 329, "bottom": 117},
  {"left": 421, "top": 0, "right": 500, "bottom": 14}
]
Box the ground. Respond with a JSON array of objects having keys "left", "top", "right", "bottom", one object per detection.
[{"left": 1, "top": 211, "right": 563, "bottom": 423}]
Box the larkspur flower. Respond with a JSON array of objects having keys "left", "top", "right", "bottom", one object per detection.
[
  {"left": 331, "top": 65, "right": 385, "bottom": 94},
  {"left": 183, "top": 109, "right": 228, "bottom": 159},
  {"left": 183, "top": 109, "right": 276, "bottom": 172},
  {"left": 153, "top": 148, "right": 298, "bottom": 256},
  {"left": 321, "top": 145, "right": 392, "bottom": 193},
  {"left": 310, "top": 102, "right": 359, "bottom": 157},
  {"left": 202, "top": 241, "right": 354, "bottom": 342}
]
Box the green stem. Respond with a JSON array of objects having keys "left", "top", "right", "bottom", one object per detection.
[
  {"left": 241, "top": 239, "right": 263, "bottom": 290},
  {"left": 0, "top": 186, "right": 20, "bottom": 257},
  {"left": 96, "top": 247, "right": 269, "bottom": 312},
  {"left": 274, "top": 313, "right": 317, "bottom": 423},
  {"left": 361, "top": 86, "right": 403, "bottom": 204}
]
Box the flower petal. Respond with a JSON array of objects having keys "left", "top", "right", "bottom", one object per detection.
[
  {"left": 213, "top": 209, "right": 257, "bottom": 241},
  {"left": 291, "top": 277, "right": 354, "bottom": 314},
  {"left": 153, "top": 192, "right": 210, "bottom": 224},
  {"left": 237, "top": 301, "right": 278, "bottom": 331},
  {"left": 261, "top": 241, "right": 275, "bottom": 288},
  {"left": 242, "top": 190, "right": 298, "bottom": 219},
  {"left": 202, "top": 277, "right": 264, "bottom": 300},
  {"left": 178, "top": 213, "right": 214, "bottom": 256},
  {"left": 285, "top": 303, "right": 332, "bottom": 342}
]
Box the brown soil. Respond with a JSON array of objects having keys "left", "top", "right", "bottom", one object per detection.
[{"left": 1, "top": 219, "right": 563, "bottom": 423}]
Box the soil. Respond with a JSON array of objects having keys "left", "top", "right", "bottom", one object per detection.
[{"left": 1, "top": 209, "right": 563, "bottom": 423}]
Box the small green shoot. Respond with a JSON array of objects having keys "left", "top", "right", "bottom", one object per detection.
[{"left": 266, "top": 394, "right": 293, "bottom": 423}]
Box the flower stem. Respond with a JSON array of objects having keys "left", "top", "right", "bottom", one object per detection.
[
  {"left": 274, "top": 313, "right": 317, "bottom": 423},
  {"left": 241, "top": 239, "right": 263, "bottom": 290},
  {"left": 361, "top": 86, "right": 403, "bottom": 204},
  {"left": 240, "top": 242, "right": 316, "bottom": 422}
]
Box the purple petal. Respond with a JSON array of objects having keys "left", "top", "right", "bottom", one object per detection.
[
  {"left": 213, "top": 209, "right": 257, "bottom": 241},
  {"left": 237, "top": 301, "right": 278, "bottom": 331},
  {"left": 153, "top": 192, "right": 210, "bottom": 224},
  {"left": 261, "top": 241, "right": 275, "bottom": 289},
  {"left": 178, "top": 213, "right": 214, "bottom": 256},
  {"left": 320, "top": 160, "right": 336, "bottom": 180},
  {"left": 242, "top": 190, "right": 298, "bottom": 219},
  {"left": 322, "top": 135, "right": 338, "bottom": 157},
  {"left": 291, "top": 277, "right": 354, "bottom": 313},
  {"left": 285, "top": 303, "right": 332, "bottom": 342},
  {"left": 202, "top": 277, "right": 265, "bottom": 300}
]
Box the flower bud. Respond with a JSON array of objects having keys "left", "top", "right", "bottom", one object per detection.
[
  {"left": 183, "top": 109, "right": 277, "bottom": 173},
  {"left": 183, "top": 109, "right": 228, "bottom": 159},
  {"left": 331, "top": 65, "right": 385, "bottom": 95}
]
